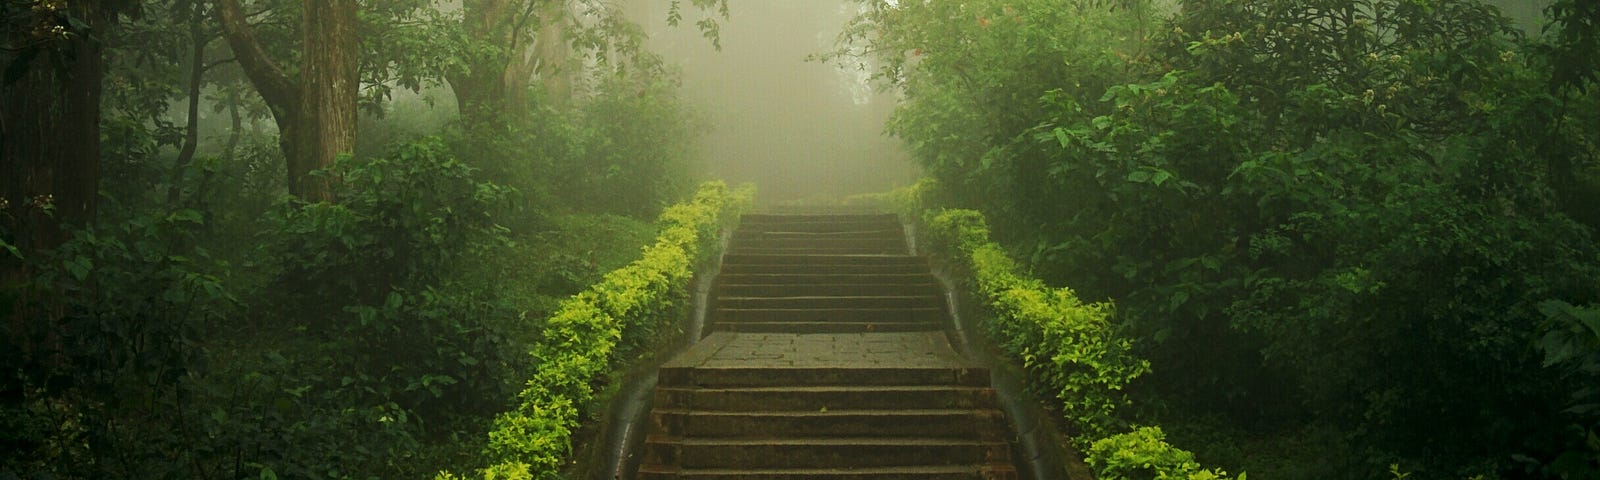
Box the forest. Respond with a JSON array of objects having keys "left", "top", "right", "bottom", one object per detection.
[{"left": 2, "top": 0, "right": 1598, "bottom": 479}]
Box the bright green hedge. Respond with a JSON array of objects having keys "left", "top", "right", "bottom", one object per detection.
[
  {"left": 442, "top": 181, "right": 750, "bottom": 480},
  {"left": 913, "top": 191, "right": 1237, "bottom": 479}
]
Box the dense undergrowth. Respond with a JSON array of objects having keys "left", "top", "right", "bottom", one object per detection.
[
  {"left": 914, "top": 201, "right": 1238, "bottom": 480},
  {"left": 842, "top": 0, "right": 1600, "bottom": 478},
  {"left": 1, "top": 68, "right": 709, "bottom": 480}
]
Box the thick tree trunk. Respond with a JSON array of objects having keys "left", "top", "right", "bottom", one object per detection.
[
  {"left": 1, "top": 3, "right": 111, "bottom": 251},
  {"left": 1, "top": 1, "right": 115, "bottom": 365},
  {"left": 534, "top": 1, "right": 572, "bottom": 106},
  {"left": 294, "top": 0, "right": 358, "bottom": 201},
  {"left": 213, "top": 0, "right": 356, "bottom": 202}
]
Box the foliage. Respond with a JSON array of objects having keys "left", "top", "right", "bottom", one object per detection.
[
  {"left": 258, "top": 137, "right": 522, "bottom": 427},
  {"left": 914, "top": 204, "right": 1223, "bottom": 478},
  {"left": 452, "top": 181, "right": 749, "bottom": 479},
  {"left": 846, "top": 0, "right": 1600, "bottom": 477},
  {"left": 1533, "top": 300, "right": 1600, "bottom": 479},
  {"left": 0, "top": 189, "right": 233, "bottom": 478},
  {"left": 557, "top": 71, "right": 706, "bottom": 218},
  {"left": 1089, "top": 426, "right": 1239, "bottom": 480},
  {"left": 923, "top": 208, "right": 1148, "bottom": 443}
]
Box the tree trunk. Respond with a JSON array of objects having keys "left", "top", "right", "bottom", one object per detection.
[
  {"left": 1, "top": 0, "right": 117, "bottom": 367},
  {"left": 534, "top": 0, "right": 572, "bottom": 106},
  {"left": 449, "top": 0, "right": 541, "bottom": 127},
  {"left": 171, "top": 4, "right": 209, "bottom": 205},
  {"left": 1, "top": 2, "right": 112, "bottom": 251},
  {"left": 294, "top": 0, "right": 358, "bottom": 202},
  {"left": 213, "top": 0, "right": 356, "bottom": 202}
]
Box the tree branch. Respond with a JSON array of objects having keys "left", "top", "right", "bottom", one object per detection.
[{"left": 213, "top": 0, "right": 297, "bottom": 110}]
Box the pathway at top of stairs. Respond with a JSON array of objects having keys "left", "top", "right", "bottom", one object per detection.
[{"left": 637, "top": 211, "right": 1021, "bottom": 480}]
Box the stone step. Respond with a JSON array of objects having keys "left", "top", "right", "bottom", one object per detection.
[
  {"left": 715, "top": 273, "right": 938, "bottom": 286},
  {"left": 731, "top": 247, "right": 907, "bottom": 256},
  {"left": 731, "top": 237, "right": 908, "bottom": 252},
  {"left": 740, "top": 221, "right": 904, "bottom": 234},
  {"left": 741, "top": 213, "right": 899, "bottom": 224},
  {"left": 653, "top": 385, "right": 1000, "bottom": 412},
  {"left": 714, "top": 307, "right": 945, "bottom": 324},
  {"left": 636, "top": 464, "right": 1019, "bottom": 480},
  {"left": 733, "top": 228, "right": 904, "bottom": 241},
  {"left": 642, "top": 437, "right": 1012, "bottom": 470},
  {"left": 713, "top": 321, "right": 942, "bottom": 334},
  {"left": 717, "top": 295, "right": 943, "bottom": 310},
  {"left": 721, "top": 263, "right": 930, "bottom": 275},
  {"left": 659, "top": 366, "right": 990, "bottom": 388},
  {"left": 722, "top": 254, "right": 924, "bottom": 266},
  {"left": 649, "top": 409, "right": 1008, "bottom": 438},
  {"left": 716, "top": 283, "right": 942, "bottom": 298}
]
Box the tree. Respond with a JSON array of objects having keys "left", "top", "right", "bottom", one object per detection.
[
  {"left": 451, "top": 0, "right": 536, "bottom": 125},
  {"left": 213, "top": 0, "right": 357, "bottom": 201},
  {"left": 1, "top": 1, "right": 134, "bottom": 250}
]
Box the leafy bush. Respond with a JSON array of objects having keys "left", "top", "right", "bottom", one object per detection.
[
  {"left": 1, "top": 205, "right": 232, "bottom": 479},
  {"left": 924, "top": 208, "right": 1148, "bottom": 442},
  {"left": 915, "top": 205, "right": 1225, "bottom": 478},
  {"left": 1089, "top": 426, "right": 1239, "bottom": 480},
  {"left": 848, "top": 0, "right": 1600, "bottom": 476},
  {"left": 259, "top": 137, "right": 520, "bottom": 422},
  {"left": 459, "top": 181, "right": 749, "bottom": 478}
]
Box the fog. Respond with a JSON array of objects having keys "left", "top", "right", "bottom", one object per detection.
[{"left": 631, "top": 1, "right": 918, "bottom": 204}]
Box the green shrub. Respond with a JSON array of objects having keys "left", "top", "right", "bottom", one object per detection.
[
  {"left": 924, "top": 208, "right": 1148, "bottom": 442},
  {"left": 465, "top": 181, "right": 750, "bottom": 478},
  {"left": 914, "top": 205, "right": 1232, "bottom": 478},
  {"left": 1089, "top": 426, "right": 1239, "bottom": 480}
]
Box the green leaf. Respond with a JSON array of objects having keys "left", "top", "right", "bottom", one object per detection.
[
  {"left": 1151, "top": 170, "right": 1174, "bottom": 187},
  {"left": 1053, "top": 128, "right": 1072, "bottom": 148},
  {"left": 65, "top": 256, "right": 92, "bottom": 281},
  {"left": 1128, "top": 171, "right": 1151, "bottom": 183}
]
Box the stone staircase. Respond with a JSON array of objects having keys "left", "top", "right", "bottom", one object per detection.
[{"left": 636, "top": 212, "right": 1021, "bottom": 480}]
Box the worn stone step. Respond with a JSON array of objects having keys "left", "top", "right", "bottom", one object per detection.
[
  {"left": 650, "top": 409, "right": 1008, "bottom": 438},
  {"left": 722, "top": 254, "right": 924, "bottom": 266},
  {"left": 714, "top": 307, "right": 944, "bottom": 324},
  {"left": 720, "top": 263, "right": 929, "bottom": 275},
  {"left": 731, "top": 247, "right": 907, "bottom": 256},
  {"left": 732, "top": 236, "right": 907, "bottom": 250},
  {"left": 741, "top": 213, "right": 899, "bottom": 224},
  {"left": 659, "top": 366, "right": 991, "bottom": 388},
  {"left": 716, "top": 283, "right": 941, "bottom": 298},
  {"left": 718, "top": 296, "right": 943, "bottom": 310},
  {"left": 740, "top": 221, "right": 904, "bottom": 234},
  {"left": 715, "top": 273, "right": 938, "bottom": 286},
  {"left": 733, "top": 228, "right": 904, "bottom": 241},
  {"left": 642, "top": 437, "right": 1012, "bottom": 469},
  {"left": 653, "top": 385, "right": 1000, "bottom": 412},
  {"left": 713, "top": 321, "right": 942, "bottom": 334},
  {"left": 636, "top": 464, "right": 1018, "bottom": 480}
]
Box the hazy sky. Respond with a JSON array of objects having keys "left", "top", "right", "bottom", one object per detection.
[{"left": 635, "top": 0, "right": 919, "bottom": 204}]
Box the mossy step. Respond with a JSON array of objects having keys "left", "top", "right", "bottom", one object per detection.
[
  {"left": 717, "top": 295, "right": 943, "bottom": 310},
  {"left": 658, "top": 366, "right": 991, "bottom": 388},
  {"left": 649, "top": 409, "right": 1009, "bottom": 438},
  {"left": 642, "top": 437, "right": 1012, "bottom": 469},
  {"left": 715, "top": 273, "right": 938, "bottom": 285},
  {"left": 636, "top": 464, "right": 1018, "bottom": 480},
  {"left": 721, "top": 254, "right": 925, "bottom": 266},
  {"left": 720, "top": 263, "right": 930, "bottom": 275},
  {"left": 653, "top": 385, "right": 999, "bottom": 412},
  {"left": 713, "top": 307, "right": 945, "bottom": 323},
  {"left": 715, "top": 283, "right": 941, "bottom": 297}
]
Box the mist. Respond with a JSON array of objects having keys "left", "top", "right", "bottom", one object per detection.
[{"left": 632, "top": 1, "right": 917, "bottom": 204}]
